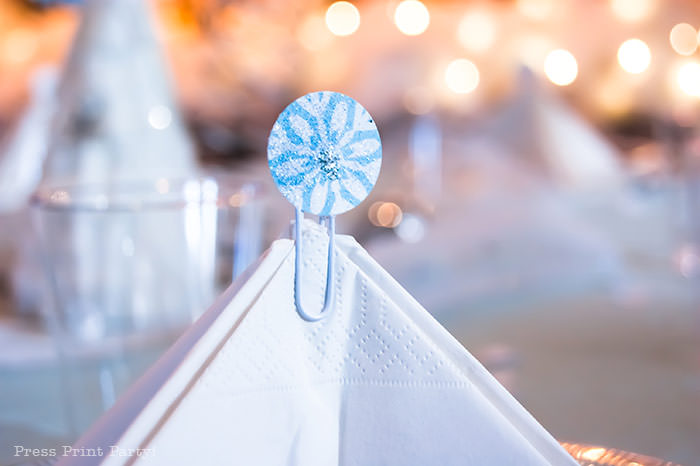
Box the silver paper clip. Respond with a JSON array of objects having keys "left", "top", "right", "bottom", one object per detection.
[{"left": 294, "top": 207, "right": 335, "bottom": 322}]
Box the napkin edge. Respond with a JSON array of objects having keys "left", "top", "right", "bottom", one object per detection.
[
  {"left": 57, "top": 239, "right": 294, "bottom": 466},
  {"left": 336, "top": 234, "right": 577, "bottom": 466}
]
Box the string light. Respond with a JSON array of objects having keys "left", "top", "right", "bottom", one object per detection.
[
  {"left": 325, "top": 1, "right": 360, "bottom": 37},
  {"left": 445, "top": 58, "right": 480, "bottom": 94},
  {"left": 677, "top": 61, "right": 700, "bottom": 97},
  {"left": 617, "top": 39, "right": 651, "bottom": 74},
  {"left": 228, "top": 193, "right": 247, "bottom": 207},
  {"left": 369, "top": 202, "right": 403, "bottom": 227},
  {"left": 544, "top": 49, "right": 578, "bottom": 86},
  {"left": 580, "top": 448, "right": 607, "bottom": 462},
  {"left": 394, "top": 0, "right": 430, "bottom": 36},
  {"left": 670, "top": 23, "right": 697, "bottom": 56},
  {"left": 457, "top": 9, "right": 496, "bottom": 54}
]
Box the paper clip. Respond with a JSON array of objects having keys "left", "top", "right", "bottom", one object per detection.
[
  {"left": 267, "top": 91, "right": 382, "bottom": 322},
  {"left": 294, "top": 207, "right": 335, "bottom": 321}
]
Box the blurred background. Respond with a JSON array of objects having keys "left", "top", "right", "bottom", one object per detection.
[{"left": 0, "top": 0, "right": 699, "bottom": 464}]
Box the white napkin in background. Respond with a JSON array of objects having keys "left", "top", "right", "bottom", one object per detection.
[{"left": 60, "top": 220, "right": 575, "bottom": 465}]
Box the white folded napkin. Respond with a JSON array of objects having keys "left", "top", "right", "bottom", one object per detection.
[{"left": 60, "top": 220, "right": 575, "bottom": 465}]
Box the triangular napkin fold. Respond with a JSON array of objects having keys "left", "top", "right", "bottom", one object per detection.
[{"left": 60, "top": 221, "right": 575, "bottom": 465}]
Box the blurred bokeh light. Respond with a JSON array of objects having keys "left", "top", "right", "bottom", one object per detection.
[
  {"left": 393, "top": 0, "right": 430, "bottom": 36},
  {"left": 617, "top": 39, "right": 651, "bottom": 74},
  {"left": 544, "top": 49, "right": 578, "bottom": 86},
  {"left": 325, "top": 1, "right": 360, "bottom": 37}
]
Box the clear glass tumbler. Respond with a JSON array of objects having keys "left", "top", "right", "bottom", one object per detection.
[{"left": 31, "top": 176, "right": 277, "bottom": 435}]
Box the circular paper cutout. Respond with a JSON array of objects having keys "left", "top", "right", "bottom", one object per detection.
[{"left": 267, "top": 91, "right": 382, "bottom": 216}]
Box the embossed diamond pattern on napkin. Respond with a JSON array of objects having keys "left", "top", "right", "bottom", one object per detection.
[{"left": 188, "top": 224, "right": 466, "bottom": 397}]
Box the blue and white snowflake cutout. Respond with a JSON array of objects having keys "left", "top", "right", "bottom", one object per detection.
[{"left": 267, "top": 91, "right": 382, "bottom": 216}]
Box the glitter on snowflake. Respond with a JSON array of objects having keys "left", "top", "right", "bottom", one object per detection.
[{"left": 267, "top": 91, "right": 382, "bottom": 216}]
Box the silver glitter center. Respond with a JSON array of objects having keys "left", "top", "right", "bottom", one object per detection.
[{"left": 317, "top": 147, "right": 340, "bottom": 180}]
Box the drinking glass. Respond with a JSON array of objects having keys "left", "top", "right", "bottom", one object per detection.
[{"left": 31, "top": 176, "right": 281, "bottom": 435}]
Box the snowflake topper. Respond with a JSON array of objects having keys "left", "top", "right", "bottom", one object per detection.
[{"left": 267, "top": 91, "right": 382, "bottom": 216}]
